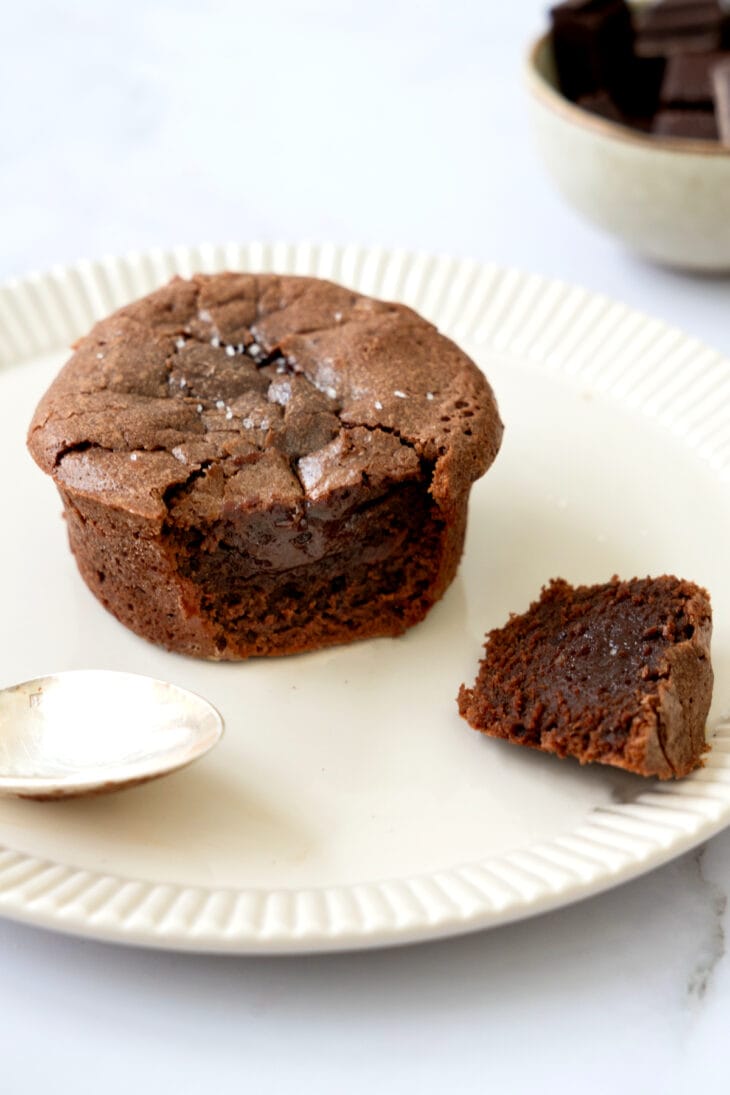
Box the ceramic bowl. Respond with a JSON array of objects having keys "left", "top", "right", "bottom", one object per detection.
[{"left": 526, "top": 31, "right": 730, "bottom": 271}]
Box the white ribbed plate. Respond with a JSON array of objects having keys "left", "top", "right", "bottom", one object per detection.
[{"left": 1, "top": 243, "right": 729, "bottom": 953}]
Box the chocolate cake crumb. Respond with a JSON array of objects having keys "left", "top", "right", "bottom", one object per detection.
[{"left": 458, "top": 576, "right": 713, "bottom": 779}]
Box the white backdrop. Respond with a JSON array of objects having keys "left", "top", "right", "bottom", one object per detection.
[{"left": 2, "top": 2, "right": 730, "bottom": 1092}]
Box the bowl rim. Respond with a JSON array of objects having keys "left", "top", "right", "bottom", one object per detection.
[{"left": 525, "top": 29, "right": 730, "bottom": 158}]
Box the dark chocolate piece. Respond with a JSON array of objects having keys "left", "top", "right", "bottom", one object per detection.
[
  {"left": 551, "top": 0, "right": 634, "bottom": 100},
  {"left": 659, "top": 49, "right": 730, "bottom": 105},
  {"left": 652, "top": 106, "right": 719, "bottom": 136},
  {"left": 614, "top": 55, "right": 667, "bottom": 116},
  {"left": 27, "top": 273, "right": 503, "bottom": 660},
  {"left": 712, "top": 58, "right": 730, "bottom": 141},
  {"left": 634, "top": 0, "right": 724, "bottom": 58},
  {"left": 550, "top": 0, "right": 730, "bottom": 141},
  {"left": 576, "top": 89, "right": 626, "bottom": 121},
  {"left": 458, "top": 576, "right": 713, "bottom": 780}
]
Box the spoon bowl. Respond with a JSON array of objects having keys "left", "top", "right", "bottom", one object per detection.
[{"left": 0, "top": 670, "right": 224, "bottom": 800}]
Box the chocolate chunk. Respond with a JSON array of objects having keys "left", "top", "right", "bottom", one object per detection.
[
  {"left": 660, "top": 49, "right": 730, "bottom": 105},
  {"left": 551, "top": 0, "right": 634, "bottom": 101},
  {"left": 615, "top": 55, "right": 667, "bottom": 116},
  {"left": 712, "top": 58, "right": 730, "bottom": 141},
  {"left": 651, "top": 106, "right": 719, "bottom": 136},
  {"left": 550, "top": 0, "right": 730, "bottom": 142},
  {"left": 576, "top": 89, "right": 627, "bottom": 122},
  {"left": 634, "top": 0, "right": 725, "bottom": 58}
]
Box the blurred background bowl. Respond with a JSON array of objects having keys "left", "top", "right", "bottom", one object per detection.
[{"left": 526, "top": 30, "right": 730, "bottom": 272}]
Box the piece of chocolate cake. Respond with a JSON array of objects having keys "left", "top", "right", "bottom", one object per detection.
[
  {"left": 27, "top": 273, "right": 503, "bottom": 660},
  {"left": 458, "top": 576, "right": 713, "bottom": 779}
]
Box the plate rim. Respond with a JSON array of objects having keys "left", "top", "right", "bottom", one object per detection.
[{"left": 2, "top": 241, "right": 730, "bottom": 953}]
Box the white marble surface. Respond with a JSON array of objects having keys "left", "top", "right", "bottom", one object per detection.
[{"left": 2, "top": 1, "right": 730, "bottom": 1091}]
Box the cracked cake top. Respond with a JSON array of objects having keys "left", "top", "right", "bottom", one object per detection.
[{"left": 27, "top": 273, "right": 503, "bottom": 525}]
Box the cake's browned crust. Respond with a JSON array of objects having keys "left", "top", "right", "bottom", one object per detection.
[
  {"left": 28, "top": 273, "right": 503, "bottom": 659},
  {"left": 458, "top": 576, "right": 713, "bottom": 779}
]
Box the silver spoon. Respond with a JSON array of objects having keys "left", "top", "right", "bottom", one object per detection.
[{"left": 0, "top": 670, "right": 224, "bottom": 800}]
